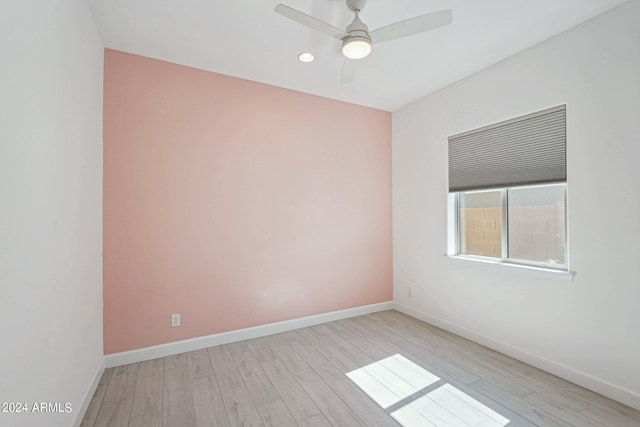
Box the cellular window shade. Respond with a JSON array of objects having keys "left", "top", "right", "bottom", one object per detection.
[{"left": 448, "top": 105, "right": 566, "bottom": 192}]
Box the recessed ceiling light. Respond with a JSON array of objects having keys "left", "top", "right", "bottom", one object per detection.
[{"left": 298, "top": 52, "right": 315, "bottom": 63}]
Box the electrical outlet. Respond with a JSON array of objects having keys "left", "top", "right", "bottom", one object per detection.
[
  {"left": 408, "top": 287, "right": 413, "bottom": 297},
  {"left": 171, "top": 314, "right": 181, "bottom": 327}
]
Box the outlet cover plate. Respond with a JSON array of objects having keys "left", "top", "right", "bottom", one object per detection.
[{"left": 171, "top": 314, "right": 180, "bottom": 327}]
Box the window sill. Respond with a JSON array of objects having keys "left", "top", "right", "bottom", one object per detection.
[{"left": 445, "top": 254, "right": 576, "bottom": 283}]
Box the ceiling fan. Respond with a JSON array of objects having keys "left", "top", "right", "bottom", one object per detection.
[{"left": 275, "top": 0, "right": 452, "bottom": 84}]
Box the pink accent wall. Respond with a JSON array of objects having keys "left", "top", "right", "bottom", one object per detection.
[{"left": 103, "top": 49, "right": 392, "bottom": 354}]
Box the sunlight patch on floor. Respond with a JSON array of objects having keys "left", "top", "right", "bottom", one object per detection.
[
  {"left": 391, "top": 384, "right": 510, "bottom": 426},
  {"left": 347, "top": 354, "right": 510, "bottom": 426},
  {"left": 346, "top": 354, "right": 440, "bottom": 408}
]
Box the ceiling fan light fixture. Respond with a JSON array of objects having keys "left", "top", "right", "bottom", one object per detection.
[
  {"left": 275, "top": 1, "right": 452, "bottom": 83},
  {"left": 341, "top": 36, "right": 372, "bottom": 59}
]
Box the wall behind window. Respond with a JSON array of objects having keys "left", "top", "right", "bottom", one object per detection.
[
  {"left": 393, "top": 0, "right": 639, "bottom": 405},
  {"left": 103, "top": 50, "right": 392, "bottom": 354}
]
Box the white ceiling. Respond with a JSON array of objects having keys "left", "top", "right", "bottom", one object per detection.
[{"left": 87, "top": 0, "right": 628, "bottom": 111}]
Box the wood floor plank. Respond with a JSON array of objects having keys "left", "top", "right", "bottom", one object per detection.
[
  {"left": 325, "top": 373, "right": 402, "bottom": 427},
  {"left": 314, "top": 343, "right": 367, "bottom": 374},
  {"left": 163, "top": 365, "right": 197, "bottom": 427},
  {"left": 255, "top": 398, "right": 297, "bottom": 427},
  {"left": 467, "top": 350, "right": 635, "bottom": 423},
  {"left": 297, "top": 413, "right": 333, "bottom": 427},
  {"left": 385, "top": 313, "right": 595, "bottom": 411},
  {"left": 580, "top": 402, "right": 640, "bottom": 427},
  {"left": 470, "top": 378, "right": 575, "bottom": 427},
  {"left": 103, "top": 363, "right": 140, "bottom": 402},
  {"left": 310, "top": 324, "right": 361, "bottom": 356},
  {"left": 221, "top": 385, "right": 264, "bottom": 427},
  {"left": 379, "top": 311, "right": 464, "bottom": 348},
  {"left": 381, "top": 311, "right": 562, "bottom": 398},
  {"left": 524, "top": 391, "right": 603, "bottom": 426},
  {"left": 208, "top": 344, "right": 244, "bottom": 392},
  {"left": 94, "top": 364, "right": 139, "bottom": 427},
  {"left": 248, "top": 336, "right": 280, "bottom": 364},
  {"left": 294, "top": 368, "right": 367, "bottom": 427},
  {"left": 295, "top": 328, "right": 349, "bottom": 365},
  {"left": 290, "top": 330, "right": 401, "bottom": 427},
  {"left": 337, "top": 318, "right": 407, "bottom": 356},
  {"left": 347, "top": 351, "right": 377, "bottom": 370},
  {"left": 494, "top": 362, "right": 636, "bottom": 421},
  {"left": 261, "top": 333, "right": 311, "bottom": 374},
  {"left": 389, "top": 400, "right": 438, "bottom": 427},
  {"left": 338, "top": 318, "right": 435, "bottom": 376},
  {"left": 370, "top": 314, "right": 523, "bottom": 394},
  {"left": 227, "top": 341, "right": 280, "bottom": 405},
  {"left": 423, "top": 373, "right": 539, "bottom": 427},
  {"left": 188, "top": 348, "right": 214, "bottom": 379},
  {"left": 94, "top": 395, "right": 135, "bottom": 427},
  {"left": 571, "top": 386, "right": 640, "bottom": 423},
  {"left": 80, "top": 368, "right": 114, "bottom": 427},
  {"left": 129, "top": 358, "right": 163, "bottom": 427},
  {"left": 284, "top": 332, "right": 343, "bottom": 380},
  {"left": 297, "top": 325, "right": 375, "bottom": 373},
  {"left": 352, "top": 315, "right": 481, "bottom": 385},
  {"left": 260, "top": 358, "right": 322, "bottom": 422},
  {"left": 381, "top": 312, "right": 628, "bottom": 424},
  {"left": 327, "top": 320, "right": 392, "bottom": 361},
  {"left": 429, "top": 341, "right": 535, "bottom": 398},
  {"left": 191, "top": 375, "right": 229, "bottom": 427},
  {"left": 524, "top": 383, "right": 589, "bottom": 412},
  {"left": 164, "top": 352, "right": 188, "bottom": 370}
]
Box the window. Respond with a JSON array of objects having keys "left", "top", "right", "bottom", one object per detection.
[
  {"left": 459, "top": 189, "right": 503, "bottom": 258},
  {"left": 508, "top": 184, "right": 566, "bottom": 266},
  {"left": 456, "top": 184, "right": 566, "bottom": 269},
  {"left": 449, "top": 105, "right": 567, "bottom": 271}
]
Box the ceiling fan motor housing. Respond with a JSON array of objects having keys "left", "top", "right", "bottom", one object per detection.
[
  {"left": 344, "top": 12, "right": 371, "bottom": 42},
  {"left": 342, "top": 32, "right": 371, "bottom": 48}
]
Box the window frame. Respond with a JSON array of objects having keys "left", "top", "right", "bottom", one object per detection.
[{"left": 453, "top": 182, "right": 568, "bottom": 272}]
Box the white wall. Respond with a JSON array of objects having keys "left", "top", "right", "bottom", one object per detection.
[
  {"left": 393, "top": 0, "right": 640, "bottom": 409},
  {"left": 0, "top": 1, "right": 104, "bottom": 426}
]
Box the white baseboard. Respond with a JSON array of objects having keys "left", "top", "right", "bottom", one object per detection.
[
  {"left": 105, "top": 301, "right": 394, "bottom": 368},
  {"left": 73, "top": 359, "right": 105, "bottom": 427},
  {"left": 393, "top": 302, "right": 640, "bottom": 411}
]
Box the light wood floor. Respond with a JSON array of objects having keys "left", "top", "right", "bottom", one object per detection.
[{"left": 81, "top": 310, "right": 640, "bottom": 426}]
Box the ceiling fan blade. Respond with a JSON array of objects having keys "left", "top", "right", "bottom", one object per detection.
[
  {"left": 370, "top": 9, "right": 452, "bottom": 44},
  {"left": 275, "top": 4, "right": 346, "bottom": 39},
  {"left": 340, "top": 59, "right": 358, "bottom": 85}
]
